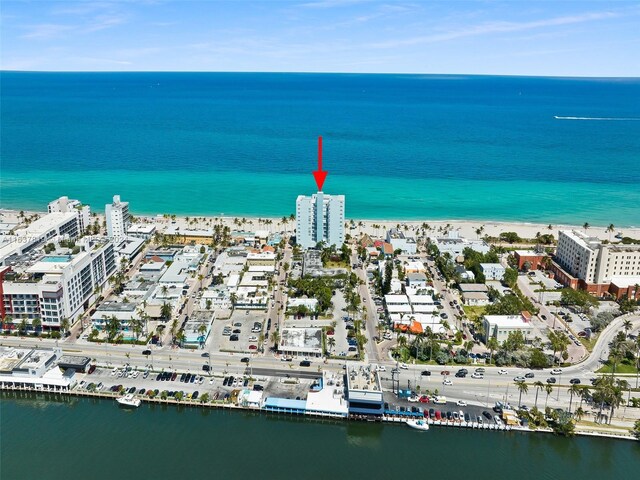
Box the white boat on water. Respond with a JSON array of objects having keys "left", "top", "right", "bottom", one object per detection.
[
  {"left": 406, "top": 419, "right": 430, "bottom": 431},
  {"left": 116, "top": 394, "right": 141, "bottom": 408}
]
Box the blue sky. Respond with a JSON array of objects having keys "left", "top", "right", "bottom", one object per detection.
[{"left": 2, "top": 0, "right": 639, "bottom": 76}]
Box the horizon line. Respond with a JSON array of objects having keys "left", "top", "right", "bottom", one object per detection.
[{"left": 1, "top": 69, "right": 639, "bottom": 80}]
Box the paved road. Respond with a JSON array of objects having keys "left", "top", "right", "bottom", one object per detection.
[
  {"left": 3, "top": 312, "right": 638, "bottom": 411},
  {"left": 351, "top": 250, "right": 379, "bottom": 362}
]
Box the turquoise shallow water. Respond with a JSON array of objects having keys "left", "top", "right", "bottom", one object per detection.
[
  {"left": 1, "top": 72, "right": 639, "bottom": 226},
  {"left": 2, "top": 393, "right": 639, "bottom": 480}
]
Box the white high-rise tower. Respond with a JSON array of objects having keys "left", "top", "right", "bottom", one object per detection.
[
  {"left": 105, "top": 195, "right": 130, "bottom": 240},
  {"left": 296, "top": 192, "right": 345, "bottom": 249}
]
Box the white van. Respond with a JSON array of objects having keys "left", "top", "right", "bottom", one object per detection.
[{"left": 433, "top": 396, "right": 447, "bottom": 405}]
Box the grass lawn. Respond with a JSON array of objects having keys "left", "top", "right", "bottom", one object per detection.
[
  {"left": 579, "top": 336, "right": 597, "bottom": 352},
  {"left": 596, "top": 360, "right": 639, "bottom": 374},
  {"left": 324, "top": 260, "right": 350, "bottom": 269},
  {"left": 462, "top": 305, "right": 487, "bottom": 323}
]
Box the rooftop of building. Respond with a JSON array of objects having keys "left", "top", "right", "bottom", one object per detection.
[
  {"left": 15, "top": 212, "right": 78, "bottom": 237},
  {"left": 305, "top": 371, "right": 348, "bottom": 415},
  {"left": 0, "top": 347, "right": 60, "bottom": 373},
  {"left": 279, "top": 327, "right": 322, "bottom": 353},
  {"left": 96, "top": 300, "right": 139, "bottom": 313},
  {"left": 459, "top": 283, "right": 489, "bottom": 292},
  {"left": 346, "top": 364, "right": 381, "bottom": 392},
  {"left": 484, "top": 314, "right": 533, "bottom": 328}
]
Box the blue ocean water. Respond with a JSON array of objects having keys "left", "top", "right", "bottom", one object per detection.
[{"left": 1, "top": 72, "right": 639, "bottom": 225}]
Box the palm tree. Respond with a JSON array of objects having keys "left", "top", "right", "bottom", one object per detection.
[
  {"left": 533, "top": 381, "right": 545, "bottom": 409},
  {"left": 31, "top": 318, "right": 42, "bottom": 335},
  {"left": 574, "top": 406, "right": 585, "bottom": 422},
  {"left": 60, "top": 317, "right": 70, "bottom": 335},
  {"left": 131, "top": 318, "right": 143, "bottom": 342},
  {"left": 327, "top": 336, "right": 336, "bottom": 354},
  {"left": 515, "top": 380, "right": 528, "bottom": 407},
  {"left": 607, "top": 224, "right": 615, "bottom": 241},
  {"left": 623, "top": 319, "right": 632, "bottom": 338},
  {"left": 19, "top": 318, "right": 28, "bottom": 335},
  {"left": 176, "top": 330, "right": 186, "bottom": 347},
  {"left": 544, "top": 384, "right": 554, "bottom": 409},
  {"left": 567, "top": 384, "right": 582, "bottom": 414},
  {"left": 197, "top": 324, "right": 207, "bottom": 346},
  {"left": 272, "top": 329, "right": 280, "bottom": 349},
  {"left": 583, "top": 222, "right": 590, "bottom": 233},
  {"left": 578, "top": 386, "right": 591, "bottom": 410},
  {"left": 486, "top": 337, "right": 499, "bottom": 365}
]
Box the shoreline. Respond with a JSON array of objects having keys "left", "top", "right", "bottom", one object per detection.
[
  {"left": 2, "top": 386, "right": 635, "bottom": 442},
  {"left": 3, "top": 207, "right": 639, "bottom": 241}
]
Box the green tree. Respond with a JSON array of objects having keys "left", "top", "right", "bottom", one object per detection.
[
  {"left": 567, "top": 384, "right": 582, "bottom": 414},
  {"left": 503, "top": 268, "right": 518, "bottom": 288},
  {"left": 533, "top": 381, "right": 545, "bottom": 409},
  {"left": 561, "top": 288, "right": 598, "bottom": 313},
  {"left": 160, "top": 302, "right": 172, "bottom": 320},
  {"left": 19, "top": 318, "right": 28, "bottom": 335},
  {"left": 631, "top": 419, "right": 640, "bottom": 440},
  {"left": 544, "top": 383, "right": 554, "bottom": 409},
  {"left": 486, "top": 337, "right": 499, "bottom": 364},
  {"left": 515, "top": 380, "right": 529, "bottom": 407},
  {"left": 31, "top": 317, "right": 42, "bottom": 334}
]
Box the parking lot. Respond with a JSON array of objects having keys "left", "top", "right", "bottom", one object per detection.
[
  {"left": 75, "top": 365, "right": 298, "bottom": 403},
  {"left": 209, "top": 310, "right": 266, "bottom": 354},
  {"left": 382, "top": 391, "right": 510, "bottom": 426}
]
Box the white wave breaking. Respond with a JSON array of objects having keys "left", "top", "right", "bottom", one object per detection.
[{"left": 554, "top": 116, "right": 640, "bottom": 121}]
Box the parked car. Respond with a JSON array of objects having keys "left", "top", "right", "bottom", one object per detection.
[{"left": 456, "top": 400, "right": 467, "bottom": 407}]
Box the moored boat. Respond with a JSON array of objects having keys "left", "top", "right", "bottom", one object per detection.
[
  {"left": 406, "top": 419, "right": 429, "bottom": 431},
  {"left": 116, "top": 394, "right": 141, "bottom": 408}
]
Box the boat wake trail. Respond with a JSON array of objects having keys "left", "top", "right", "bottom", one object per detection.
[{"left": 554, "top": 116, "right": 640, "bottom": 121}]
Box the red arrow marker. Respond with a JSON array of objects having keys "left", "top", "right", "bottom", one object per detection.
[{"left": 313, "top": 136, "right": 328, "bottom": 191}]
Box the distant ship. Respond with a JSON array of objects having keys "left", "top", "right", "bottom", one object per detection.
[{"left": 116, "top": 394, "right": 141, "bottom": 408}]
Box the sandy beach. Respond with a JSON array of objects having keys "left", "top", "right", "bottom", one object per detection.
[{"left": 3, "top": 208, "right": 639, "bottom": 243}]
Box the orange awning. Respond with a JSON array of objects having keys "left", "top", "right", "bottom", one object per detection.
[{"left": 409, "top": 320, "right": 423, "bottom": 334}]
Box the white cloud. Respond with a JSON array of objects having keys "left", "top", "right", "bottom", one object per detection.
[{"left": 369, "top": 10, "right": 623, "bottom": 48}]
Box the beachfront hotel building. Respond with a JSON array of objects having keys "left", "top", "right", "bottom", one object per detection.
[
  {"left": 551, "top": 230, "right": 640, "bottom": 299},
  {"left": 295, "top": 192, "right": 345, "bottom": 249},
  {"left": 0, "top": 209, "right": 86, "bottom": 267},
  {"left": 1, "top": 238, "right": 116, "bottom": 331},
  {"left": 48, "top": 196, "right": 91, "bottom": 234},
  {"left": 105, "top": 195, "right": 130, "bottom": 240}
]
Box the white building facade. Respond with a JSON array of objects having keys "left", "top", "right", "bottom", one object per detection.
[
  {"left": 2, "top": 240, "right": 116, "bottom": 330},
  {"left": 48, "top": 196, "right": 91, "bottom": 234},
  {"left": 105, "top": 195, "right": 130, "bottom": 241},
  {"left": 296, "top": 192, "right": 345, "bottom": 249},
  {"left": 480, "top": 263, "right": 506, "bottom": 281},
  {"left": 555, "top": 230, "right": 640, "bottom": 284}
]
